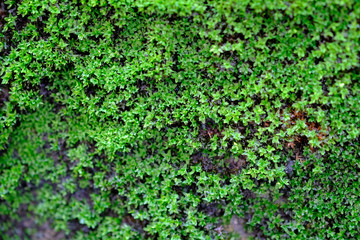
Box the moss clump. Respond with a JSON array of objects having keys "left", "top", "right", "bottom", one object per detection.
[{"left": 1, "top": 0, "right": 360, "bottom": 239}]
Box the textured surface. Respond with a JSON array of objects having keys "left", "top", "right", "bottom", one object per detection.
[{"left": 1, "top": 0, "right": 360, "bottom": 239}]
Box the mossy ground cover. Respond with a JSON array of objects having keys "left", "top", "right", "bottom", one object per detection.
[{"left": 1, "top": 0, "right": 360, "bottom": 239}]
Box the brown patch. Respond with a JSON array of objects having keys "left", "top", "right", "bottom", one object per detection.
[
  {"left": 286, "top": 141, "right": 295, "bottom": 149},
  {"left": 224, "top": 215, "right": 249, "bottom": 240},
  {"left": 191, "top": 152, "right": 214, "bottom": 172},
  {"left": 0, "top": 86, "right": 10, "bottom": 107},
  {"left": 32, "top": 222, "right": 65, "bottom": 240},
  {"left": 192, "top": 153, "right": 247, "bottom": 175},
  {"left": 262, "top": 120, "right": 271, "bottom": 127},
  {"left": 243, "top": 189, "right": 257, "bottom": 199},
  {"left": 227, "top": 155, "right": 247, "bottom": 174},
  {"left": 280, "top": 108, "right": 330, "bottom": 165},
  {"left": 198, "top": 202, "right": 224, "bottom": 217},
  {"left": 290, "top": 109, "right": 306, "bottom": 121},
  {"left": 0, "top": 3, "right": 8, "bottom": 27},
  {"left": 295, "top": 152, "right": 305, "bottom": 164},
  {"left": 122, "top": 214, "right": 148, "bottom": 234},
  {"left": 199, "top": 126, "right": 224, "bottom": 140},
  {"left": 2, "top": 208, "right": 65, "bottom": 240}
]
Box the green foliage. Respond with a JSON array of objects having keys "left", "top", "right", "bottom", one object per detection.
[{"left": 1, "top": 0, "right": 360, "bottom": 239}]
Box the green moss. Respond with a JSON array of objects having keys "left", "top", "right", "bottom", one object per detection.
[{"left": 1, "top": 0, "right": 360, "bottom": 239}]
